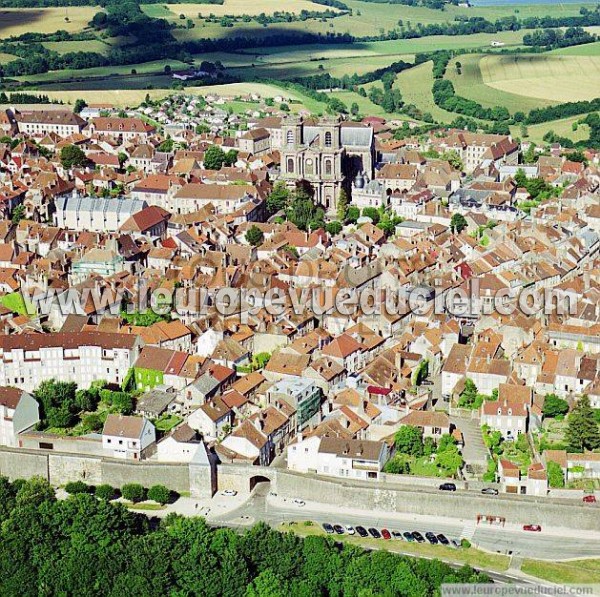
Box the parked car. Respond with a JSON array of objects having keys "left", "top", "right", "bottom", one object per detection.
[
  {"left": 439, "top": 483, "right": 457, "bottom": 492},
  {"left": 403, "top": 531, "right": 415, "bottom": 542},
  {"left": 412, "top": 531, "right": 426, "bottom": 543},
  {"left": 425, "top": 532, "right": 438, "bottom": 545},
  {"left": 451, "top": 539, "right": 461, "bottom": 548},
  {"left": 221, "top": 489, "right": 237, "bottom": 496},
  {"left": 333, "top": 524, "right": 345, "bottom": 535},
  {"left": 323, "top": 523, "right": 334, "bottom": 534},
  {"left": 437, "top": 534, "right": 449, "bottom": 545},
  {"left": 392, "top": 531, "right": 404, "bottom": 540},
  {"left": 523, "top": 524, "right": 542, "bottom": 532},
  {"left": 481, "top": 487, "right": 499, "bottom": 495},
  {"left": 583, "top": 495, "right": 597, "bottom": 503},
  {"left": 356, "top": 526, "right": 368, "bottom": 538},
  {"left": 381, "top": 528, "right": 391, "bottom": 540},
  {"left": 292, "top": 498, "right": 305, "bottom": 507},
  {"left": 368, "top": 527, "right": 381, "bottom": 539},
  {"left": 345, "top": 525, "right": 356, "bottom": 535}
]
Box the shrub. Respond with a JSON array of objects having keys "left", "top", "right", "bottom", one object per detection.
[
  {"left": 147, "top": 484, "right": 171, "bottom": 505},
  {"left": 121, "top": 483, "right": 145, "bottom": 503},
  {"left": 461, "top": 538, "right": 471, "bottom": 549},
  {"left": 64, "top": 481, "right": 90, "bottom": 495},
  {"left": 95, "top": 484, "right": 117, "bottom": 501}
]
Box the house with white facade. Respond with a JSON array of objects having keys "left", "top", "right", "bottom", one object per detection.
[
  {"left": 287, "top": 436, "right": 388, "bottom": 480},
  {"left": 0, "top": 386, "right": 40, "bottom": 447},
  {"left": 102, "top": 413, "right": 156, "bottom": 460}
]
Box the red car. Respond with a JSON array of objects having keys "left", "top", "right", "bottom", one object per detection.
[
  {"left": 523, "top": 524, "right": 542, "bottom": 532},
  {"left": 381, "top": 528, "right": 391, "bottom": 540},
  {"left": 583, "top": 495, "right": 597, "bottom": 503}
]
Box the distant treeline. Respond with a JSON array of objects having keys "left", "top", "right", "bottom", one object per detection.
[{"left": 523, "top": 26, "right": 596, "bottom": 49}]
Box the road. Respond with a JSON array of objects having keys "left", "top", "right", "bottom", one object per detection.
[{"left": 208, "top": 483, "right": 600, "bottom": 562}]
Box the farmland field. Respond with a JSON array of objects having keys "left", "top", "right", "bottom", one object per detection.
[
  {"left": 511, "top": 114, "right": 592, "bottom": 144},
  {"left": 156, "top": 0, "right": 597, "bottom": 40},
  {"left": 42, "top": 40, "right": 111, "bottom": 56},
  {"left": 446, "top": 54, "right": 558, "bottom": 113},
  {"left": 550, "top": 41, "right": 600, "bottom": 56},
  {"left": 168, "top": 0, "right": 336, "bottom": 18},
  {"left": 0, "top": 52, "right": 16, "bottom": 64},
  {"left": 393, "top": 61, "right": 462, "bottom": 123},
  {"left": 0, "top": 7, "right": 99, "bottom": 37},
  {"left": 480, "top": 54, "right": 600, "bottom": 102}
]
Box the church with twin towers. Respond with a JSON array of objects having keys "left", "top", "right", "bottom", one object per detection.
[{"left": 280, "top": 115, "right": 376, "bottom": 214}]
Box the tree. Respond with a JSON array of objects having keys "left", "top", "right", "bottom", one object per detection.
[
  {"left": 394, "top": 425, "right": 424, "bottom": 457},
  {"left": 566, "top": 395, "right": 600, "bottom": 453},
  {"left": 361, "top": 207, "right": 380, "bottom": 224},
  {"left": 543, "top": 393, "right": 569, "bottom": 418},
  {"left": 60, "top": 144, "right": 88, "bottom": 169},
  {"left": 121, "top": 483, "right": 145, "bottom": 503},
  {"left": 336, "top": 188, "right": 349, "bottom": 221},
  {"left": 287, "top": 189, "right": 318, "bottom": 232},
  {"left": 350, "top": 102, "right": 359, "bottom": 117},
  {"left": 450, "top": 213, "right": 468, "bottom": 234},
  {"left": 11, "top": 204, "right": 25, "bottom": 225},
  {"left": 326, "top": 221, "right": 342, "bottom": 236},
  {"left": 458, "top": 379, "right": 482, "bottom": 409},
  {"left": 441, "top": 150, "right": 463, "bottom": 171},
  {"left": 95, "top": 484, "right": 117, "bottom": 501},
  {"left": 246, "top": 569, "right": 285, "bottom": 597},
  {"left": 73, "top": 98, "right": 87, "bottom": 114},
  {"left": 435, "top": 446, "right": 463, "bottom": 477},
  {"left": 346, "top": 206, "right": 360, "bottom": 224},
  {"left": 147, "top": 485, "right": 171, "bottom": 505},
  {"left": 245, "top": 225, "right": 264, "bottom": 247},
  {"left": 547, "top": 461, "right": 565, "bottom": 488},
  {"left": 15, "top": 477, "right": 55, "bottom": 507},
  {"left": 64, "top": 481, "right": 90, "bottom": 495},
  {"left": 266, "top": 181, "right": 290, "bottom": 215},
  {"left": 203, "top": 145, "right": 226, "bottom": 170}
]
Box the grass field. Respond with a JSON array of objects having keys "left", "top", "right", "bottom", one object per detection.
[
  {"left": 160, "top": 0, "right": 595, "bottom": 40},
  {"left": 42, "top": 40, "right": 111, "bottom": 55},
  {"left": 0, "top": 52, "right": 16, "bottom": 64},
  {"left": 480, "top": 54, "right": 600, "bottom": 103},
  {"left": 394, "top": 61, "right": 460, "bottom": 123},
  {"left": 551, "top": 41, "right": 600, "bottom": 56},
  {"left": 168, "top": 0, "right": 335, "bottom": 18},
  {"left": 521, "top": 558, "right": 600, "bottom": 584},
  {"left": 0, "top": 7, "right": 99, "bottom": 38},
  {"left": 511, "top": 114, "right": 592, "bottom": 143},
  {"left": 446, "top": 54, "right": 558, "bottom": 113}
]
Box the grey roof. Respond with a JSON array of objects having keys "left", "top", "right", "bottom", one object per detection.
[
  {"left": 300, "top": 123, "right": 373, "bottom": 149},
  {"left": 55, "top": 193, "right": 147, "bottom": 217},
  {"left": 136, "top": 390, "right": 175, "bottom": 416}
]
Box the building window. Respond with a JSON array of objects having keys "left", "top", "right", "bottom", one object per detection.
[
  {"left": 325, "top": 159, "right": 332, "bottom": 175},
  {"left": 287, "top": 158, "right": 294, "bottom": 173},
  {"left": 305, "top": 158, "right": 313, "bottom": 176},
  {"left": 325, "top": 131, "right": 332, "bottom": 147},
  {"left": 286, "top": 130, "right": 294, "bottom": 145}
]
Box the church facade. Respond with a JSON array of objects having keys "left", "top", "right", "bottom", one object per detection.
[{"left": 279, "top": 116, "right": 375, "bottom": 214}]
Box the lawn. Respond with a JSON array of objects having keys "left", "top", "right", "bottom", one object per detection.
[
  {"left": 42, "top": 39, "right": 112, "bottom": 56},
  {"left": 125, "top": 501, "right": 166, "bottom": 511},
  {"left": 0, "top": 52, "right": 16, "bottom": 64},
  {"left": 0, "top": 292, "right": 34, "bottom": 315},
  {"left": 446, "top": 54, "right": 558, "bottom": 114},
  {"left": 327, "top": 89, "right": 390, "bottom": 119},
  {"left": 480, "top": 54, "right": 600, "bottom": 103},
  {"left": 0, "top": 7, "right": 99, "bottom": 38},
  {"left": 153, "top": 414, "right": 183, "bottom": 433},
  {"left": 281, "top": 522, "right": 511, "bottom": 572},
  {"left": 522, "top": 559, "right": 600, "bottom": 584}
]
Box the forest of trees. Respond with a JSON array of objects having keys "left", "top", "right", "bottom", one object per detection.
[{"left": 0, "top": 476, "right": 488, "bottom": 596}]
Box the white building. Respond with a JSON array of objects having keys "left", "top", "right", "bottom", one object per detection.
[
  {"left": 287, "top": 436, "right": 388, "bottom": 481},
  {"left": 0, "top": 332, "right": 142, "bottom": 392},
  {"left": 0, "top": 386, "right": 40, "bottom": 447},
  {"left": 102, "top": 413, "right": 156, "bottom": 460},
  {"left": 13, "top": 109, "right": 87, "bottom": 137},
  {"left": 154, "top": 424, "right": 206, "bottom": 463}
]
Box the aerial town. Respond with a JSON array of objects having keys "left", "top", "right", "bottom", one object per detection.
[{"left": 0, "top": 92, "right": 599, "bottom": 584}]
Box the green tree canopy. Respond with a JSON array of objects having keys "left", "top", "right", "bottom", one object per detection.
[{"left": 566, "top": 395, "right": 600, "bottom": 452}]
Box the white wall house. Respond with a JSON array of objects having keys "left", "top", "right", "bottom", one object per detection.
[
  {"left": 102, "top": 414, "right": 156, "bottom": 460},
  {"left": 0, "top": 386, "right": 40, "bottom": 447},
  {"left": 288, "top": 436, "right": 388, "bottom": 481},
  {"left": 0, "top": 332, "right": 142, "bottom": 392}
]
